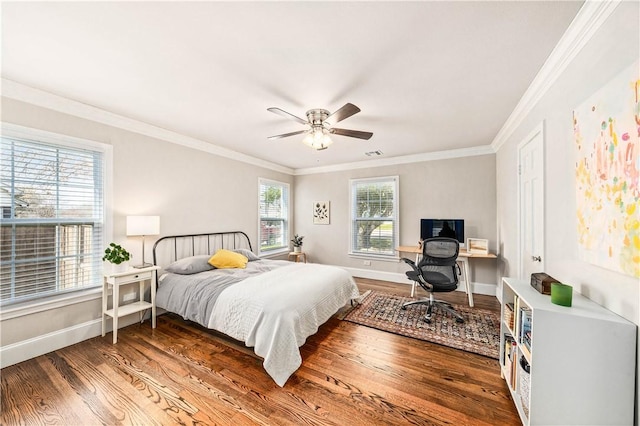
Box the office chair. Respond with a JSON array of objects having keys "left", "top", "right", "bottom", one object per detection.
[{"left": 401, "top": 237, "right": 464, "bottom": 324}]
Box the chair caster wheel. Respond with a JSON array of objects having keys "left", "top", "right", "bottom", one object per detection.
[
  {"left": 401, "top": 306, "right": 407, "bottom": 310},
  {"left": 456, "top": 318, "right": 464, "bottom": 323},
  {"left": 424, "top": 318, "right": 431, "bottom": 324}
]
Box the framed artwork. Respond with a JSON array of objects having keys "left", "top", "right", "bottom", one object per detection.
[
  {"left": 467, "top": 238, "right": 489, "bottom": 255},
  {"left": 313, "top": 201, "right": 330, "bottom": 225},
  {"left": 573, "top": 60, "right": 639, "bottom": 278}
]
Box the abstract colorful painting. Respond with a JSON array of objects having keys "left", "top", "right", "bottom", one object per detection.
[{"left": 574, "top": 61, "right": 639, "bottom": 278}]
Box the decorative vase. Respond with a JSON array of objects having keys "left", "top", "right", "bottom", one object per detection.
[
  {"left": 294, "top": 246, "right": 301, "bottom": 253},
  {"left": 107, "top": 262, "right": 128, "bottom": 274}
]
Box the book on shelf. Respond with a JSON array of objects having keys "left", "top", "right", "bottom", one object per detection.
[
  {"left": 519, "top": 306, "right": 532, "bottom": 345},
  {"left": 504, "top": 302, "right": 515, "bottom": 331}
]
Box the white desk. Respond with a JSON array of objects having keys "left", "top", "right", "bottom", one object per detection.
[{"left": 396, "top": 246, "right": 497, "bottom": 307}]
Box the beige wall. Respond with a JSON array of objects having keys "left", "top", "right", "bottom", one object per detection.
[
  {"left": 294, "top": 154, "right": 497, "bottom": 285},
  {"left": 0, "top": 97, "right": 293, "bottom": 347}
]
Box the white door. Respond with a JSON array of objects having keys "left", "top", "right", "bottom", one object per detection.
[{"left": 518, "top": 124, "right": 545, "bottom": 279}]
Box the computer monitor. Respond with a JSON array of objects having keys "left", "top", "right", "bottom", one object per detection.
[{"left": 420, "top": 219, "right": 465, "bottom": 245}]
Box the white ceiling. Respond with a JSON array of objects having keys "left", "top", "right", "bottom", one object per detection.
[{"left": 1, "top": 1, "right": 584, "bottom": 171}]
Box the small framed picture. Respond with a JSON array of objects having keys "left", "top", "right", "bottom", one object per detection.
[
  {"left": 467, "top": 238, "right": 489, "bottom": 255},
  {"left": 313, "top": 201, "right": 330, "bottom": 225}
]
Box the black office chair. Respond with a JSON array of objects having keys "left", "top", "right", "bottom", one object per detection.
[{"left": 401, "top": 237, "right": 464, "bottom": 324}]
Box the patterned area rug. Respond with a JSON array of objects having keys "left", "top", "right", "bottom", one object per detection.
[{"left": 343, "top": 290, "right": 500, "bottom": 359}]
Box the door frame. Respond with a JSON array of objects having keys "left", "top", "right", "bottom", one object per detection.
[{"left": 517, "top": 122, "right": 545, "bottom": 279}]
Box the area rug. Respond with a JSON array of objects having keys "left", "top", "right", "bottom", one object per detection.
[{"left": 343, "top": 291, "right": 500, "bottom": 359}]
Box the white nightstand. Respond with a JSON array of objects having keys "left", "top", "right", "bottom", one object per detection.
[{"left": 102, "top": 265, "right": 160, "bottom": 344}]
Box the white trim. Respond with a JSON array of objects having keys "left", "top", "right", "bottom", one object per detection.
[
  {"left": 0, "top": 313, "right": 146, "bottom": 368},
  {"left": 295, "top": 145, "right": 494, "bottom": 176},
  {"left": 0, "top": 288, "right": 102, "bottom": 321},
  {"left": 346, "top": 267, "right": 497, "bottom": 296},
  {"left": 1, "top": 78, "right": 294, "bottom": 175},
  {"left": 491, "top": 0, "right": 622, "bottom": 151},
  {"left": 2, "top": 78, "right": 494, "bottom": 175}
]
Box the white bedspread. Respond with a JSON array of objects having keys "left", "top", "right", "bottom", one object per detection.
[{"left": 208, "top": 262, "right": 360, "bottom": 386}]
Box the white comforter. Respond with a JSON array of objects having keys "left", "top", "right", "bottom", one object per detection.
[{"left": 208, "top": 262, "right": 360, "bottom": 386}]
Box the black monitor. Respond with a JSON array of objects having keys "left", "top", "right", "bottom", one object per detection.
[{"left": 420, "top": 219, "right": 465, "bottom": 244}]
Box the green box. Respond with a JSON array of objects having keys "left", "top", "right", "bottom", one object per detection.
[{"left": 551, "top": 283, "right": 573, "bottom": 307}]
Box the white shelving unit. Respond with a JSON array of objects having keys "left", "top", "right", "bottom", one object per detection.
[
  {"left": 500, "top": 277, "right": 635, "bottom": 426},
  {"left": 102, "top": 265, "right": 159, "bottom": 344}
]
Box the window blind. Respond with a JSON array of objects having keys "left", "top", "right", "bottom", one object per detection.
[
  {"left": 258, "top": 179, "right": 289, "bottom": 254},
  {"left": 0, "top": 136, "right": 104, "bottom": 305},
  {"left": 350, "top": 176, "right": 398, "bottom": 256}
]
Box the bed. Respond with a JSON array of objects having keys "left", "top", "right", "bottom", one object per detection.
[{"left": 152, "top": 231, "right": 361, "bottom": 386}]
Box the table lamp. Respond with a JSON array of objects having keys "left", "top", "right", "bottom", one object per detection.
[{"left": 126, "top": 215, "right": 160, "bottom": 268}]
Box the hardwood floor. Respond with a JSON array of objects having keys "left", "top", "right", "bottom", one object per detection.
[{"left": 1, "top": 279, "right": 520, "bottom": 425}]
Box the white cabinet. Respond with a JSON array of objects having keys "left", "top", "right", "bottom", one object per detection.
[
  {"left": 102, "top": 265, "right": 159, "bottom": 344},
  {"left": 500, "top": 277, "right": 635, "bottom": 425}
]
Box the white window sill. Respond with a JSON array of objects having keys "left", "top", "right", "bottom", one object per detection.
[
  {"left": 0, "top": 287, "right": 102, "bottom": 321},
  {"left": 348, "top": 253, "right": 400, "bottom": 263},
  {"left": 258, "top": 247, "right": 290, "bottom": 258}
]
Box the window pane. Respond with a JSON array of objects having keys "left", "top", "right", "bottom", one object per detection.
[
  {"left": 351, "top": 177, "right": 398, "bottom": 256},
  {"left": 258, "top": 179, "right": 288, "bottom": 253},
  {"left": 0, "top": 135, "right": 105, "bottom": 305}
]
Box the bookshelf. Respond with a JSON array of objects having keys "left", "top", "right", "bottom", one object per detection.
[{"left": 500, "top": 277, "right": 635, "bottom": 426}]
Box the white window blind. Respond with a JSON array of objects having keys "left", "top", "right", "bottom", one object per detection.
[
  {"left": 258, "top": 178, "right": 289, "bottom": 255},
  {"left": 350, "top": 176, "right": 399, "bottom": 257},
  {"left": 0, "top": 134, "right": 105, "bottom": 305}
]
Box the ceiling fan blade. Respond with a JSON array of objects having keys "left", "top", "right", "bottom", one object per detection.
[
  {"left": 327, "top": 103, "right": 361, "bottom": 124},
  {"left": 267, "top": 129, "right": 308, "bottom": 140},
  {"left": 267, "top": 107, "right": 308, "bottom": 125},
  {"left": 330, "top": 128, "right": 373, "bottom": 140}
]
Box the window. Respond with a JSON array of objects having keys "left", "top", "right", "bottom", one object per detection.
[
  {"left": 0, "top": 126, "right": 108, "bottom": 306},
  {"left": 258, "top": 178, "right": 289, "bottom": 256},
  {"left": 350, "top": 176, "right": 399, "bottom": 258}
]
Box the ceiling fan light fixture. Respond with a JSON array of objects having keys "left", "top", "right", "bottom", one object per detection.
[{"left": 302, "top": 126, "right": 333, "bottom": 150}]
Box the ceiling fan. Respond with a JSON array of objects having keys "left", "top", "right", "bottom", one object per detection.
[{"left": 267, "top": 103, "right": 373, "bottom": 151}]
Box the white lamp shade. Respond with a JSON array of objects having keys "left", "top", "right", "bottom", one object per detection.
[{"left": 126, "top": 215, "right": 160, "bottom": 236}]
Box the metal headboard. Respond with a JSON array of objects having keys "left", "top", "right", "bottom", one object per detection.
[{"left": 152, "top": 231, "right": 253, "bottom": 269}]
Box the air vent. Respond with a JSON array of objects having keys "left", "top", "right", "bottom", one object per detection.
[{"left": 365, "top": 150, "right": 383, "bottom": 157}]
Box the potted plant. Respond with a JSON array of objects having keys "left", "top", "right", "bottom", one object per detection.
[
  {"left": 102, "top": 243, "right": 131, "bottom": 272},
  {"left": 291, "top": 234, "right": 304, "bottom": 253}
]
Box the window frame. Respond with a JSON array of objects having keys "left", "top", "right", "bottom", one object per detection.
[
  {"left": 257, "top": 177, "right": 290, "bottom": 257},
  {"left": 349, "top": 175, "right": 400, "bottom": 260},
  {"left": 0, "top": 123, "right": 112, "bottom": 312}
]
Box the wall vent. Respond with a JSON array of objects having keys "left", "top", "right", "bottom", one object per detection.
[{"left": 365, "top": 150, "right": 383, "bottom": 156}]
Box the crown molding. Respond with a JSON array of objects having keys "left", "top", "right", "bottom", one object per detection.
[
  {"left": 1, "top": 78, "right": 294, "bottom": 175},
  {"left": 294, "top": 145, "right": 495, "bottom": 176},
  {"left": 491, "top": 0, "right": 622, "bottom": 151}
]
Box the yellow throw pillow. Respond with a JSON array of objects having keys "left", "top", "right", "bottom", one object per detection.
[{"left": 208, "top": 249, "right": 248, "bottom": 269}]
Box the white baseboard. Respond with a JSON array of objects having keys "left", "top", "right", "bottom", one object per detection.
[
  {"left": 0, "top": 314, "right": 148, "bottom": 369},
  {"left": 346, "top": 267, "right": 498, "bottom": 297}
]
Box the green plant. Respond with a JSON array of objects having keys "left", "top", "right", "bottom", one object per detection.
[
  {"left": 291, "top": 234, "right": 304, "bottom": 247},
  {"left": 102, "top": 243, "right": 131, "bottom": 264}
]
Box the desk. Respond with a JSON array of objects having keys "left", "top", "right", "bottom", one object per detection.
[{"left": 396, "top": 246, "right": 497, "bottom": 307}]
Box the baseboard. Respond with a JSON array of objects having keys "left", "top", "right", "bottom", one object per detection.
[
  {"left": 0, "top": 313, "right": 148, "bottom": 369},
  {"left": 346, "top": 267, "right": 498, "bottom": 297}
]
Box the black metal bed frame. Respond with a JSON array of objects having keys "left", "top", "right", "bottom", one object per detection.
[{"left": 152, "top": 231, "right": 252, "bottom": 267}]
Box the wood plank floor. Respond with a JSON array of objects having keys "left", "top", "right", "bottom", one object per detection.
[{"left": 1, "top": 278, "right": 520, "bottom": 425}]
